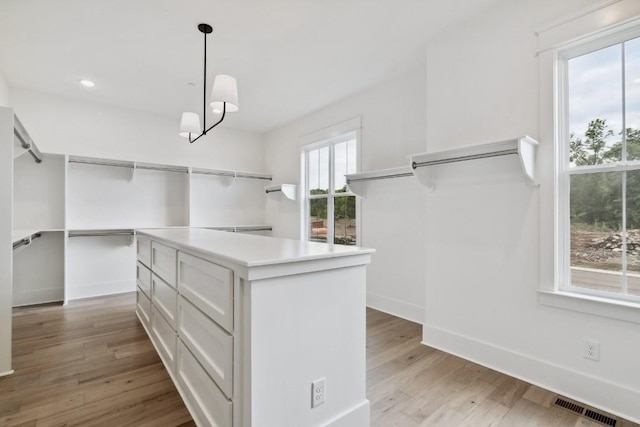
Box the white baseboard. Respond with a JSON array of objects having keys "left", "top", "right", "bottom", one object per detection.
[
  {"left": 13, "top": 287, "right": 63, "bottom": 307},
  {"left": 367, "top": 292, "right": 424, "bottom": 324},
  {"left": 0, "top": 369, "right": 14, "bottom": 377},
  {"left": 66, "top": 279, "right": 136, "bottom": 301},
  {"left": 326, "top": 399, "right": 370, "bottom": 427},
  {"left": 422, "top": 324, "right": 640, "bottom": 424}
]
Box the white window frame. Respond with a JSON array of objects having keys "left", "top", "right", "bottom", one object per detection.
[
  {"left": 556, "top": 25, "right": 640, "bottom": 303},
  {"left": 537, "top": 2, "right": 640, "bottom": 323},
  {"left": 301, "top": 130, "right": 362, "bottom": 246}
]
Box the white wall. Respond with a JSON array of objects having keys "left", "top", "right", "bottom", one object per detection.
[
  {"left": 0, "top": 108, "right": 14, "bottom": 376},
  {"left": 0, "top": 71, "right": 9, "bottom": 107},
  {"left": 422, "top": 0, "right": 640, "bottom": 422},
  {"left": 9, "top": 88, "right": 265, "bottom": 172},
  {"left": 265, "top": 64, "right": 428, "bottom": 323}
]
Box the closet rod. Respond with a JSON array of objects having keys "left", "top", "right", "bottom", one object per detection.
[
  {"left": 347, "top": 172, "right": 414, "bottom": 184},
  {"left": 136, "top": 165, "right": 187, "bottom": 174},
  {"left": 68, "top": 159, "right": 187, "bottom": 174},
  {"left": 235, "top": 226, "right": 272, "bottom": 232},
  {"left": 236, "top": 173, "right": 272, "bottom": 181},
  {"left": 411, "top": 148, "right": 518, "bottom": 169},
  {"left": 13, "top": 233, "right": 42, "bottom": 250},
  {"left": 204, "top": 226, "right": 273, "bottom": 232},
  {"left": 192, "top": 169, "right": 273, "bottom": 181},
  {"left": 13, "top": 117, "right": 42, "bottom": 164},
  {"left": 68, "top": 230, "right": 134, "bottom": 238},
  {"left": 68, "top": 159, "right": 132, "bottom": 169}
]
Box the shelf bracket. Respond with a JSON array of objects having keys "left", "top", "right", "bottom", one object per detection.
[{"left": 129, "top": 162, "right": 136, "bottom": 182}]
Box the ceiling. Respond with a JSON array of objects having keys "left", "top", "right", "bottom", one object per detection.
[{"left": 0, "top": 0, "right": 501, "bottom": 134}]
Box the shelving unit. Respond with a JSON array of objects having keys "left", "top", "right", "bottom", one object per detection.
[
  {"left": 265, "top": 184, "right": 297, "bottom": 200},
  {"left": 409, "top": 136, "right": 538, "bottom": 190},
  {"left": 346, "top": 166, "right": 414, "bottom": 198},
  {"left": 67, "top": 157, "right": 190, "bottom": 230},
  {"left": 3, "top": 107, "right": 275, "bottom": 309}
]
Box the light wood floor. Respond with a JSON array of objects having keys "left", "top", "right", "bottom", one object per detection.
[
  {"left": 0, "top": 293, "right": 637, "bottom": 426},
  {"left": 365, "top": 309, "right": 638, "bottom": 427}
]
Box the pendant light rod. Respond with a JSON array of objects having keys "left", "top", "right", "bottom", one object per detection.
[
  {"left": 180, "top": 23, "right": 237, "bottom": 144},
  {"left": 202, "top": 23, "right": 208, "bottom": 139}
]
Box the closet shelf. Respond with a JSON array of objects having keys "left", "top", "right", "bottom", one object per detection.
[
  {"left": 196, "top": 225, "right": 273, "bottom": 233},
  {"left": 409, "top": 136, "right": 538, "bottom": 190},
  {"left": 265, "top": 184, "right": 296, "bottom": 200},
  {"left": 12, "top": 230, "right": 46, "bottom": 250},
  {"left": 68, "top": 156, "right": 272, "bottom": 183},
  {"left": 346, "top": 166, "right": 414, "bottom": 198},
  {"left": 192, "top": 167, "right": 272, "bottom": 183},
  {"left": 12, "top": 229, "right": 63, "bottom": 245},
  {"left": 13, "top": 114, "right": 42, "bottom": 163}
]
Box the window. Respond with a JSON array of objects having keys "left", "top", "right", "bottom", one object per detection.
[
  {"left": 304, "top": 132, "right": 359, "bottom": 245},
  {"left": 558, "top": 28, "right": 640, "bottom": 302}
]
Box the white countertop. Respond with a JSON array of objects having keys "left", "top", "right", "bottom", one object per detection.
[{"left": 137, "top": 228, "right": 374, "bottom": 267}]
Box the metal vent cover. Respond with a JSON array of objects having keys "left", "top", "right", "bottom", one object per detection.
[
  {"left": 584, "top": 409, "right": 617, "bottom": 426},
  {"left": 554, "top": 397, "right": 617, "bottom": 426}
]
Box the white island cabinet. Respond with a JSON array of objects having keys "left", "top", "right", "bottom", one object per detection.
[{"left": 135, "top": 228, "right": 374, "bottom": 427}]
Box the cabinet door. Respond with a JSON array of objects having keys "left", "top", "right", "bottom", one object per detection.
[
  {"left": 137, "top": 236, "right": 151, "bottom": 268},
  {"left": 178, "top": 296, "right": 233, "bottom": 398},
  {"left": 136, "top": 286, "right": 151, "bottom": 327},
  {"left": 151, "top": 273, "right": 177, "bottom": 329},
  {"left": 178, "top": 251, "right": 233, "bottom": 332},
  {"left": 176, "top": 341, "right": 232, "bottom": 427},
  {"left": 151, "top": 306, "right": 176, "bottom": 372},
  {"left": 136, "top": 262, "right": 151, "bottom": 298},
  {"left": 151, "top": 241, "right": 177, "bottom": 288}
]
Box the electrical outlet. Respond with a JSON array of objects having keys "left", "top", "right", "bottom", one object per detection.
[
  {"left": 311, "top": 378, "right": 325, "bottom": 408},
  {"left": 583, "top": 339, "right": 600, "bottom": 361}
]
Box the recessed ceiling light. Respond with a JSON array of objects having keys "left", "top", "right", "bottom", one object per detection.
[{"left": 79, "top": 79, "right": 95, "bottom": 88}]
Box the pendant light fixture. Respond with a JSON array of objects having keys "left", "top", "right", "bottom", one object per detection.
[{"left": 179, "top": 23, "right": 238, "bottom": 143}]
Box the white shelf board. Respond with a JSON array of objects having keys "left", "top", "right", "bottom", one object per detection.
[
  {"left": 345, "top": 166, "right": 414, "bottom": 198},
  {"left": 12, "top": 228, "right": 63, "bottom": 244},
  {"left": 68, "top": 155, "right": 135, "bottom": 169},
  {"left": 192, "top": 167, "right": 272, "bottom": 187},
  {"left": 265, "top": 184, "right": 297, "bottom": 200},
  {"left": 409, "top": 136, "right": 538, "bottom": 190}
]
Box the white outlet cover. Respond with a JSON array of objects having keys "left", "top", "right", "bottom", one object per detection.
[
  {"left": 312, "top": 378, "right": 325, "bottom": 408},
  {"left": 583, "top": 339, "right": 600, "bottom": 361}
]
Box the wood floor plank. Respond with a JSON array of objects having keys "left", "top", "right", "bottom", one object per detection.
[{"left": 1, "top": 294, "right": 637, "bottom": 427}]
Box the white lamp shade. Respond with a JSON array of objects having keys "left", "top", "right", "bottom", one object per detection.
[
  {"left": 210, "top": 74, "right": 239, "bottom": 113},
  {"left": 179, "top": 112, "right": 201, "bottom": 138}
]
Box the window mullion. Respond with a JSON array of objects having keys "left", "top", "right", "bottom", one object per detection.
[
  {"left": 622, "top": 42, "right": 627, "bottom": 163},
  {"left": 621, "top": 42, "right": 629, "bottom": 295},
  {"left": 622, "top": 171, "right": 628, "bottom": 294},
  {"left": 327, "top": 143, "right": 335, "bottom": 243}
]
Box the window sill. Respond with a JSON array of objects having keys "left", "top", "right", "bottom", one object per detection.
[{"left": 537, "top": 290, "right": 640, "bottom": 324}]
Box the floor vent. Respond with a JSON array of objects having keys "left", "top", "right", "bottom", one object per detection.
[
  {"left": 584, "top": 409, "right": 617, "bottom": 426},
  {"left": 554, "top": 398, "right": 584, "bottom": 414},
  {"left": 554, "top": 397, "right": 617, "bottom": 426}
]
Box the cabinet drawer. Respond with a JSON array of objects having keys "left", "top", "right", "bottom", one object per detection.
[
  {"left": 177, "top": 341, "right": 232, "bottom": 427},
  {"left": 178, "top": 251, "right": 234, "bottom": 332},
  {"left": 152, "top": 273, "right": 177, "bottom": 329},
  {"left": 151, "top": 306, "right": 176, "bottom": 372},
  {"left": 137, "top": 236, "right": 151, "bottom": 268},
  {"left": 136, "top": 286, "right": 151, "bottom": 327},
  {"left": 136, "top": 262, "right": 151, "bottom": 298},
  {"left": 151, "top": 241, "right": 177, "bottom": 288},
  {"left": 178, "top": 296, "right": 233, "bottom": 398}
]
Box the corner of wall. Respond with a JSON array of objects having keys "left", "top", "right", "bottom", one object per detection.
[{"left": 0, "top": 70, "right": 10, "bottom": 107}]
